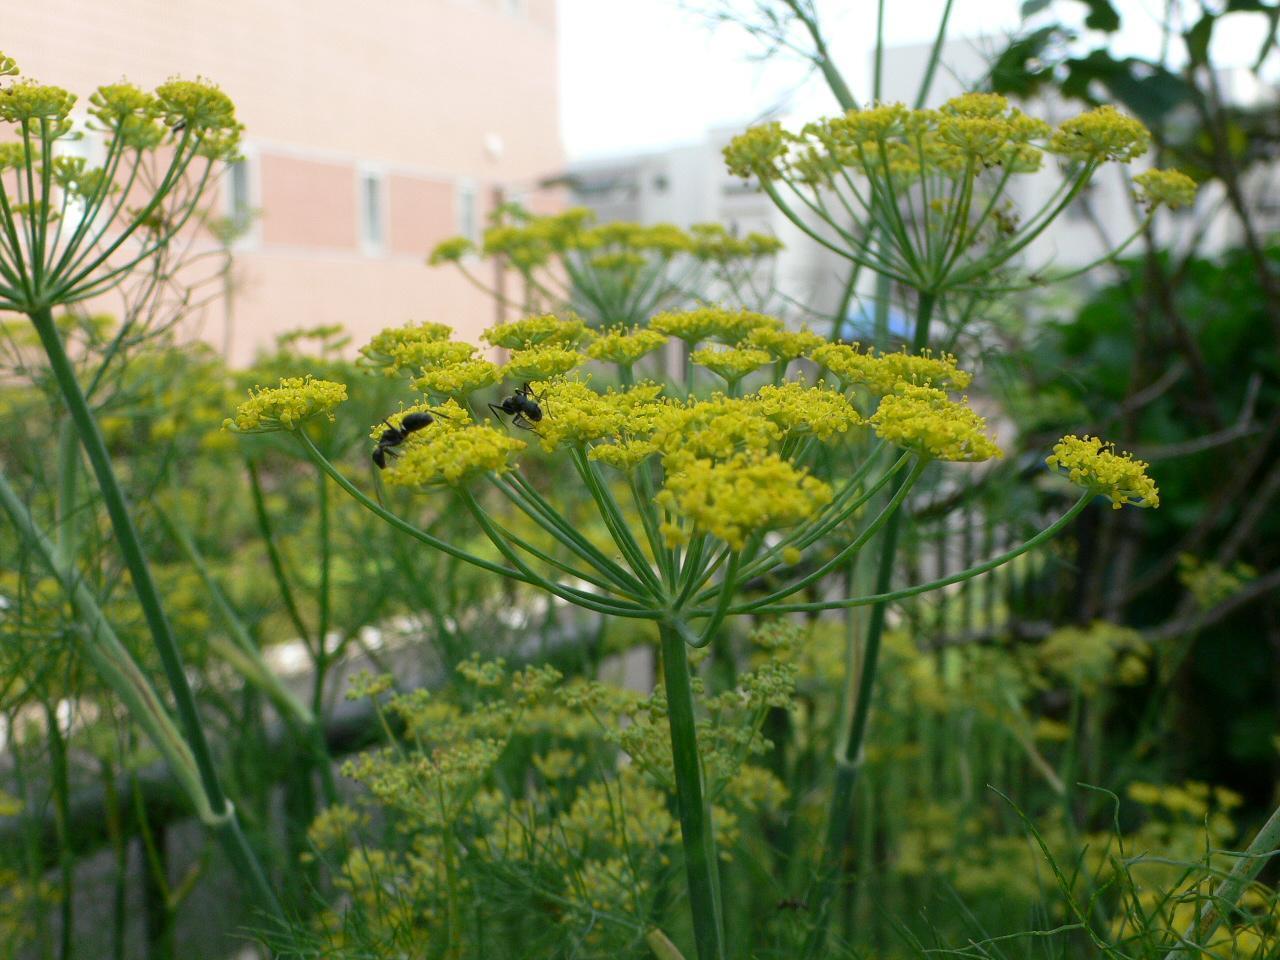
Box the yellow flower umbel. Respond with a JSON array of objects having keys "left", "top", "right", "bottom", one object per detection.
[
  {"left": 586, "top": 325, "right": 669, "bottom": 367},
  {"left": 869, "top": 386, "right": 1001, "bottom": 462},
  {"left": 1049, "top": 105, "right": 1150, "bottom": 163},
  {"left": 722, "top": 94, "right": 1156, "bottom": 298},
  {"left": 690, "top": 346, "right": 772, "bottom": 388},
  {"left": 391, "top": 339, "right": 477, "bottom": 375},
  {"left": 657, "top": 451, "right": 832, "bottom": 550},
  {"left": 483, "top": 313, "right": 593, "bottom": 350},
  {"left": 1046, "top": 435, "right": 1159, "bottom": 509},
  {"left": 359, "top": 321, "right": 456, "bottom": 374},
  {"left": 225, "top": 376, "right": 348, "bottom": 432},
  {"left": 744, "top": 325, "right": 825, "bottom": 363},
  {"left": 503, "top": 345, "right": 586, "bottom": 382},
  {"left": 813, "top": 344, "right": 972, "bottom": 396},
  {"left": 428, "top": 204, "right": 784, "bottom": 328},
  {"left": 1134, "top": 169, "right": 1198, "bottom": 210},
  {"left": 384, "top": 421, "right": 525, "bottom": 488},
  {"left": 651, "top": 307, "right": 780, "bottom": 346},
  {"left": 752, "top": 382, "right": 863, "bottom": 441},
  {"left": 529, "top": 379, "right": 638, "bottom": 451},
  {"left": 414, "top": 359, "right": 501, "bottom": 401}
]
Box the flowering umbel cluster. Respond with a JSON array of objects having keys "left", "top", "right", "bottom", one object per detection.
[
  {"left": 427, "top": 203, "right": 785, "bottom": 326},
  {"left": 0, "top": 54, "right": 242, "bottom": 313},
  {"left": 230, "top": 309, "right": 1154, "bottom": 628},
  {"left": 722, "top": 94, "right": 1196, "bottom": 295}
]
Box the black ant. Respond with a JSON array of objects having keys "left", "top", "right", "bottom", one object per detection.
[
  {"left": 488, "top": 383, "right": 544, "bottom": 432},
  {"left": 372, "top": 411, "right": 435, "bottom": 468}
]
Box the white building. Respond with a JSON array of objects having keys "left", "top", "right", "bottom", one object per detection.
[{"left": 566, "top": 129, "right": 851, "bottom": 328}]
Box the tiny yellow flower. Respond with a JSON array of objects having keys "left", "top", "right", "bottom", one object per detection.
[
  {"left": 154, "top": 77, "right": 238, "bottom": 134},
  {"left": 649, "top": 396, "right": 780, "bottom": 459},
  {"left": 0, "top": 142, "right": 29, "bottom": 172},
  {"left": 589, "top": 250, "right": 648, "bottom": 271},
  {"left": 368, "top": 399, "right": 469, "bottom": 441},
  {"left": 390, "top": 339, "right": 476, "bottom": 374},
  {"left": 941, "top": 93, "right": 1011, "bottom": 119},
  {"left": 87, "top": 82, "right": 157, "bottom": 126},
  {"left": 1046, "top": 435, "right": 1159, "bottom": 509},
  {"left": 225, "top": 375, "right": 347, "bottom": 432}
]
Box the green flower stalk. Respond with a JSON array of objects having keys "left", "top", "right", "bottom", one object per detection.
[
  {"left": 230, "top": 309, "right": 1156, "bottom": 960},
  {"left": 0, "top": 66, "right": 242, "bottom": 314},
  {"left": 428, "top": 204, "right": 785, "bottom": 326},
  {"left": 0, "top": 56, "right": 281, "bottom": 920}
]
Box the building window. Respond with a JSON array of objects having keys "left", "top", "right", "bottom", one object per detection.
[
  {"left": 359, "top": 169, "right": 386, "bottom": 255},
  {"left": 458, "top": 180, "right": 479, "bottom": 246},
  {"left": 225, "top": 158, "right": 252, "bottom": 235}
]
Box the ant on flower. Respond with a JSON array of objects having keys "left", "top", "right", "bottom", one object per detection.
[
  {"left": 372, "top": 411, "right": 435, "bottom": 468},
  {"left": 489, "top": 383, "right": 544, "bottom": 432}
]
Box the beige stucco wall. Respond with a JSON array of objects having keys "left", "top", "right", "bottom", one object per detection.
[
  {"left": 5, "top": 0, "right": 563, "bottom": 364},
  {"left": 259, "top": 154, "right": 359, "bottom": 250}
]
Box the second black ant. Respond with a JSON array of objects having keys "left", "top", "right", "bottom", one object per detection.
[{"left": 372, "top": 411, "right": 435, "bottom": 468}]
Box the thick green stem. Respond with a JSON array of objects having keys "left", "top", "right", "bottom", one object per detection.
[
  {"left": 45, "top": 703, "right": 74, "bottom": 960},
  {"left": 660, "top": 618, "right": 726, "bottom": 960},
  {"left": 314, "top": 468, "right": 331, "bottom": 716},
  {"left": 24, "top": 305, "right": 283, "bottom": 923},
  {"left": 1163, "top": 802, "right": 1280, "bottom": 959}
]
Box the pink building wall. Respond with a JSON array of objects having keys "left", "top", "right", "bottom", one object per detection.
[{"left": 5, "top": 0, "right": 563, "bottom": 363}]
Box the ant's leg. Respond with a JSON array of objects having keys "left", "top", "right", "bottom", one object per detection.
[
  {"left": 487, "top": 403, "right": 508, "bottom": 428},
  {"left": 512, "top": 414, "right": 542, "bottom": 437},
  {"left": 528, "top": 384, "right": 549, "bottom": 415}
]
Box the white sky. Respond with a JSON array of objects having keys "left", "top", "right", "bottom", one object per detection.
[{"left": 557, "top": 0, "right": 1277, "bottom": 161}]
